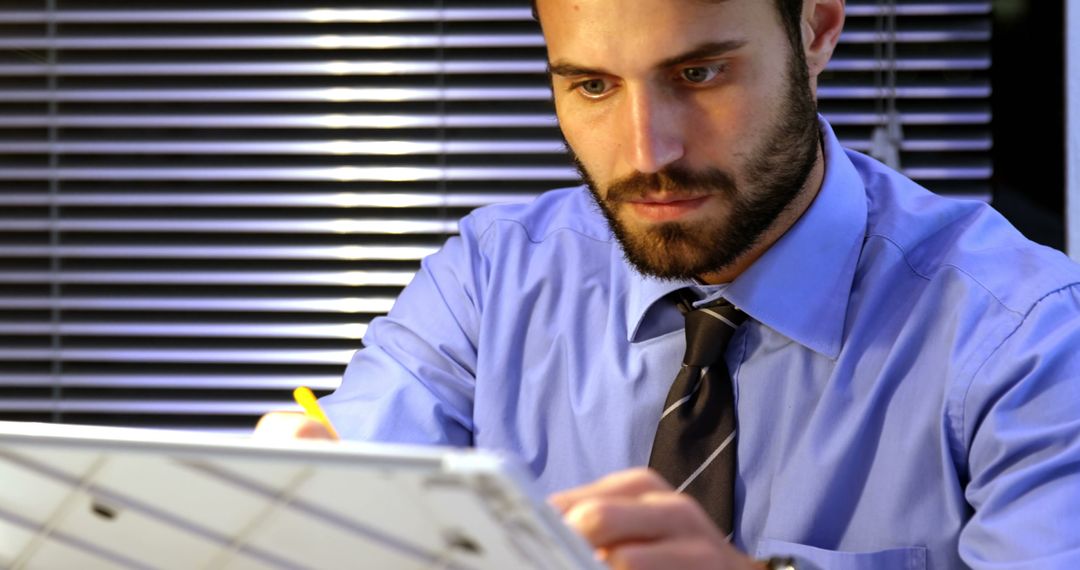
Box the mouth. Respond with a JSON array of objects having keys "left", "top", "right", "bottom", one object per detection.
[{"left": 624, "top": 194, "right": 710, "bottom": 222}]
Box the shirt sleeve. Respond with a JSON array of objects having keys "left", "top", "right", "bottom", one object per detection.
[
  {"left": 958, "top": 284, "right": 1080, "bottom": 568},
  {"left": 318, "top": 213, "right": 493, "bottom": 446}
]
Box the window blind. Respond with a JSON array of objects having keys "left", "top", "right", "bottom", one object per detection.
[{"left": 0, "top": 0, "right": 992, "bottom": 432}]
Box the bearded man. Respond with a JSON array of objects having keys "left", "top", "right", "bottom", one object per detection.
[{"left": 257, "top": 0, "right": 1080, "bottom": 568}]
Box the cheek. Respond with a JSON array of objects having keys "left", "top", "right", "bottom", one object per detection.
[
  {"left": 557, "top": 106, "right": 619, "bottom": 182},
  {"left": 740, "top": 57, "right": 793, "bottom": 126},
  {"left": 692, "top": 79, "right": 780, "bottom": 168},
  {"left": 683, "top": 92, "right": 750, "bottom": 166}
]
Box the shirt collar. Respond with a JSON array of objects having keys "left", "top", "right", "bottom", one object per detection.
[
  {"left": 624, "top": 117, "right": 867, "bottom": 358},
  {"left": 624, "top": 270, "right": 693, "bottom": 342}
]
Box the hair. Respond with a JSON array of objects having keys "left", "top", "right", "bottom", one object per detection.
[{"left": 530, "top": 0, "right": 806, "bottom": 56}]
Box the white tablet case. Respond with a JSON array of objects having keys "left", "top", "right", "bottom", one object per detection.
[{"left": 0, "top": 421, "right": 603, "bottom": 570}]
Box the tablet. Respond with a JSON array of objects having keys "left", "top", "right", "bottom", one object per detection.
[{"left": 0, "top": 421, "right": 603, "bottom": 570}]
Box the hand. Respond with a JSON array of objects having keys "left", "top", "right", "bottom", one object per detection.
[
  {"left": 549, "top": 467, "right": 762, "bottom": 570},
  {"left": 253, "top": 412, "right": 335, "bottom": 440}
]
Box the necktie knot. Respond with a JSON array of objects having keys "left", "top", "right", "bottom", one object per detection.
[{"left": 682, "top": 300, "right": 747, "bottom": 367}]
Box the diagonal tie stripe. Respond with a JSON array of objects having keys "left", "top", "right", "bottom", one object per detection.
[
  {"left": 699, "top": 307, "right": 741, "bottom": 330},
  {"left": 660, "top": 366, "right": 708, "bottom": 419},
  {"left": 675, "top": 430, "right": 736, "bottom": 493},
  {"left": 648, "top": 294, "right": 747, "bottom": 536}
]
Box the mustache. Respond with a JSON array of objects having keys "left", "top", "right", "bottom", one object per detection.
[{"left": 604, "top": 165, "right": 738, "bottom": 202}]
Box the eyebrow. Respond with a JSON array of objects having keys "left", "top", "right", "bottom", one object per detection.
[{"left": 547, "top": 39, "right": 748, "bottom": 78}]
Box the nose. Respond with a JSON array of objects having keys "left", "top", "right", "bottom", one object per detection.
[{"left": 623, "top": 86, "right": 685, "bottom": 173}]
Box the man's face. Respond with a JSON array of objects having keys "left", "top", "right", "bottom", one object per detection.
[{"left": 539, "top": 0, "right": 821, "bottom": 281}]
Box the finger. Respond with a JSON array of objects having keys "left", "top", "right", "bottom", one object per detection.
[
  {"left": 253, "top": 412, "right": 334, "bottom": 440},
  {"left": 550, "top": 467, "right": 672, "bottom": 513},
  {"left": 564, "top": 492, "right": 718, "bottom": 549},
  {"left": 606, "top": 538, "right": 748, "bottom": 570},
  {"left": 295, "top": 419, "right": 335, "bottom": 439}
]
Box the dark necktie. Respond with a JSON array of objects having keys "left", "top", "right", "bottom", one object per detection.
[{"left": 647, "top": 294, "right": 748, "bottom": 536}]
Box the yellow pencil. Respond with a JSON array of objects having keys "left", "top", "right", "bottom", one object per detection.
[{"left": 292, "top": 386, "right": 340, "bottom": 440}]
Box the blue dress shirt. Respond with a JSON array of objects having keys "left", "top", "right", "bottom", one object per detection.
[{"left": 322, "top": 119, "right": 1080, "bottom": 569}]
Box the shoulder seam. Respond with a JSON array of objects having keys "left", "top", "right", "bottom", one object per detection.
[
  {"left": 865, "top": 232, "right": 1025, "bottom": 318},
  {"left": 474, "top": 216, "right": 613, "bottom": 247},
  {"left": 959, "top": 282, "right": 1080, "bottom": 431}
]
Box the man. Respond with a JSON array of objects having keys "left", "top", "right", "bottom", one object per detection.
[{"left": 257, "top": 0, "right": 1080, "bottom": 568}]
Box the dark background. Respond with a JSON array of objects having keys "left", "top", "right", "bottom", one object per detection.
[{"left": 991, "top": 0, "right": 1067, "bottom": 249}]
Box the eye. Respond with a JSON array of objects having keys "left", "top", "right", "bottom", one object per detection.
[
  {"left": 680, "top": 64, "right": 724, "bottom": 85},
  {"left": 572, "top": 78, "right": 610, "bottom": 97}
]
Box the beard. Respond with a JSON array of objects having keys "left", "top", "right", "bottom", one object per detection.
[{"left": 571, "top": 47, "right": 821, "bottom": 281}]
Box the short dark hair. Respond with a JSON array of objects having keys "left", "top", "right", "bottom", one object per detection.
[{"left": 530, "top": 0, "right": 805, "bottom": 56}]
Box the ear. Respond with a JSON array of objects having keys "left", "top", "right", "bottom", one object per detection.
[{"left": 801, "top": 0, "right": 846, "bottom": 78}]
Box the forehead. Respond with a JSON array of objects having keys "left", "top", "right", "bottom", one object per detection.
[{"left": 537, "top": 0, "right": 780, "bottom": 68}]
